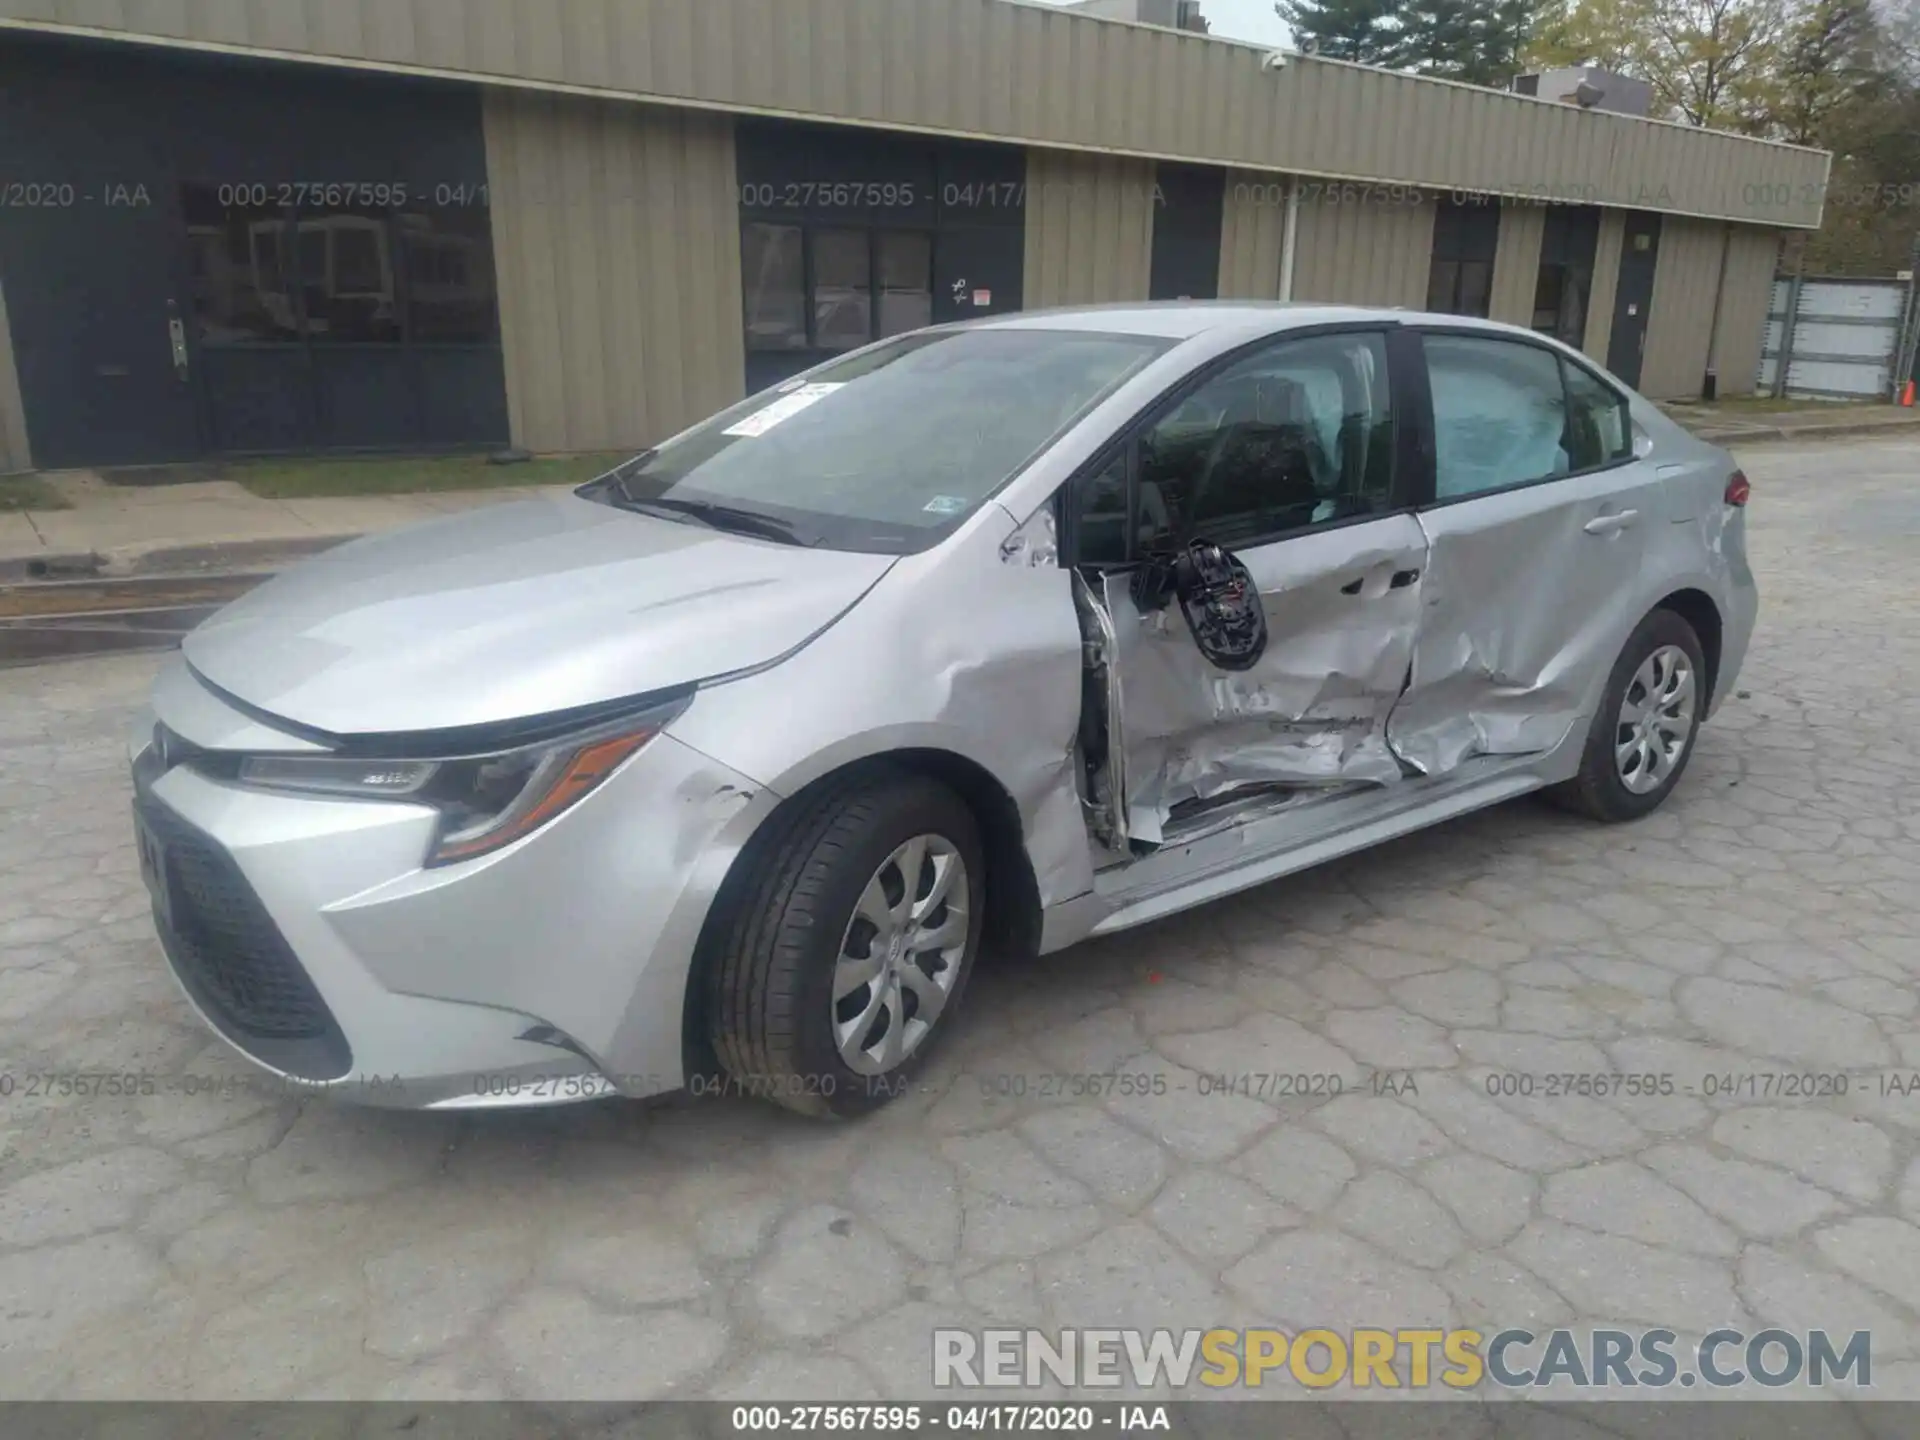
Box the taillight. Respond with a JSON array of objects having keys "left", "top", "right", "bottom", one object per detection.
[{"left": 1724, "top": 470, "right": 1751, "bottom": 507}]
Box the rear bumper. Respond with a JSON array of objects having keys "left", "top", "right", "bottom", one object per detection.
[
  {"left": 1709, "top": 537, "right": 1759, "bottom": 720},
  {"left": 130, "top": 682, "right": 775, "bottom": 1110}
]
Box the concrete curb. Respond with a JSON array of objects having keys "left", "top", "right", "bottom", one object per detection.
[
  {"left": 1689, "top": 416, "right": 1920, "bottom": 447},
  {"left": 0, "top": 532, "right": 356, "bottom": 585}
]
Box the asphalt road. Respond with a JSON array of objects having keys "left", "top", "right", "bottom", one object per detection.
[{"left": 2, "top": 436, "right": 1918, "bottom": 1409}]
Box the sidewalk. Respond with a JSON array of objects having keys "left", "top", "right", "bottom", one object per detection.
[
  {"left": 1659, "top": 400, "right": 1920, "bottom": 446},
  {"left": 0, "top": 470, "right": 568, "bottom": 580}
]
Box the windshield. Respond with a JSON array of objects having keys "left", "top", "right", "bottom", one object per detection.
[{"left": 583, "top": 328, "right": 1171, "bottom": 553}]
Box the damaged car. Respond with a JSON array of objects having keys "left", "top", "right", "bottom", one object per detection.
[{"left": 130, "top": 304, "right": 1755, "bottom": 1116}]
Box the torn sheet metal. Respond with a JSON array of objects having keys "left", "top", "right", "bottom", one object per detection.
[
  {"left": 1386, "top": 468, "right": 1667, "bottom": 776},
  {"left": 1098, "top": 514, "right": 1430, "bottom": 842}
]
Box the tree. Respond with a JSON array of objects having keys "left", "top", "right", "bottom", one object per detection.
[
  {"left": 1397, "top": 0, "right": 1538, "bottom": 83},
  {"left": 1276, "top": 0, "right": 1405, "bottom": 64},
  {"left": 1528, "top": 0, "right": 1653, "bottom": 77},
  {"left": 1526, "top": 0, "right": 1786, "bottom": 126},
  {"left": 1765, "top": 0, "right": 1881, "bottom": 142}
]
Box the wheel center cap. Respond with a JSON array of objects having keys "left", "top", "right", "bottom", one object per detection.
[{"left": 887, "top": 931, "right": 908, "bottom": 966}]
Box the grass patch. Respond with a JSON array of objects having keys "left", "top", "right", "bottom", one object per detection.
[
  {"left": 0, "top": 475, "right": 70, "bottom": 513},
  {"left": 229, "top": 451, "right": 630, "bottom": 500}
]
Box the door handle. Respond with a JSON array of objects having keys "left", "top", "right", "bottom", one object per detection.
[
  {"left": 1341, "top": 568, "right": 1421, "bottom": 597},
  {"left": 166, "top": 302, "right": 190, "bottom": 381},
  {"left": 1584, "top": 510, "right": 1640, "bottom": 536}
]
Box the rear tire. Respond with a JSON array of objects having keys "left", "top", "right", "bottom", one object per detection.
[
  {"left": 706, "top": 769, "right": 984, "bottom": 1118},
  {"left": 1550, "top": 608, "right": 1707, "bottom": 823}
]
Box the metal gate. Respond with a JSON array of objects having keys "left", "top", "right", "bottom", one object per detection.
[{"left": 1758, "top": 275, "right": 1915, "bottom": 400}]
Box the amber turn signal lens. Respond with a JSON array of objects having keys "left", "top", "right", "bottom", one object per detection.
[{"left": 430, "top": 729, "right": 655, "bottom": 863}]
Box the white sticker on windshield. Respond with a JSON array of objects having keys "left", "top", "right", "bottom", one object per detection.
[
  {"left": 922, "top": 495, "right": 969, "bottom": 516},
  {"left": 723, "top": 382, "right": 845, "bottom": 438}
]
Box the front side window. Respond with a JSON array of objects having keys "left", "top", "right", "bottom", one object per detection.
[
  {"left": 1424, "top": 334, "right": 1573, "bottom": 499},
  {"left": 592, "top": 328, "right": 1169, "bottom": 554},
  {"left": 1104, "top": 331, "right": 1394, "bottom": 558}
]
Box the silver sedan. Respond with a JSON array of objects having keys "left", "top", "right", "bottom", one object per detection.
[{"left": 129, "top": 304, "right": 1756, "bottom": 1115}]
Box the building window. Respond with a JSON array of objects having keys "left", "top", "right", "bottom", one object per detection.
[
  {"left": 183, "top": 186, "right": 301, "bottom": 344},
  {"left": 1532, "top": 206, "right": 1601, "bottom": 348},
  {"left": 1426, "top": 198, "right": 1499, "bottom": 318},
  {"left": 741, "top": 222, "right": 935, "bottom": 355},
  {"left": 399, "top": 207, "right": 498, "bottom": 344},
  {"left": 813, "top": 228, "right": 874, "bottom": 351},
  {"left": 182, "top": 183, "right": 499, "bottom": 349},
  {"left": 742, "top": 222, "right": 809, "bottom": 352},
  {"left": 296, "top": 208, "right": 402, "bottom": 344},
  {"left": 878, "top": 231, "right": 934, "bottom": 338}
]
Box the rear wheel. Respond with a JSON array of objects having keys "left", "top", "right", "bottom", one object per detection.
[
  {"left": 1550, "top": 608, "right": 1707, "bottom": 823},
  {"left": 706, "top": 769, "right": 984, "bottom": 1118}
]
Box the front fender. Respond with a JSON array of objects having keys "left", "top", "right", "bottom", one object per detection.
[{"left": 665, "top": 518, "right": 1097, "bottom": 911}]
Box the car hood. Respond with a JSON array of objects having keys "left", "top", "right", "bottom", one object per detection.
[{"left": 183, "top": 493, "right": 896, "bottom": 737}]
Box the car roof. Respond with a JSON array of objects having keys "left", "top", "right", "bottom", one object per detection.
[{"left": 966, "top": 301, "right": 1549, "bottom": 345}]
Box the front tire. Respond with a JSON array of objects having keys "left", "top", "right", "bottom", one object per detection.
[
  {"left": 706, "top": 769, "right": 984, "bottom": 1118},
  {"left": 1551, "top": 607, "right": 1707, "bottom": 823}
]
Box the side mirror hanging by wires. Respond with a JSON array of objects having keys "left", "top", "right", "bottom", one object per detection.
[{"left": 1129, "top": 540, "right": 1269, "bottom": 672}]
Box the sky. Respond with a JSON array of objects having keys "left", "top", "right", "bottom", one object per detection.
[
  {"left": 1193, "top": 0, "right": 1293, "bottom": 46},
  {"left": 1034, "top": 0, "right": 1293, "bottom": 46}
]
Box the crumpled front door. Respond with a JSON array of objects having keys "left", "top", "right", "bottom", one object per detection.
[{"left": 1103, "top": 513, "right": 1430, "bottom": 844}]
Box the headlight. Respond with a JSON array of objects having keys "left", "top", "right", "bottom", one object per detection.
[{"left": 235, "top": 703, "right": 682, "bottom": 865}]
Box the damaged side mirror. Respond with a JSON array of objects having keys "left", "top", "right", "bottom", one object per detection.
[{"left": 1130, "top": 539, "right": 1269, "bottom": 672}]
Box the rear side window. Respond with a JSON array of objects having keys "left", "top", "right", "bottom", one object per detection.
[
  {"left": 1424, "top": 334, "right": 1570, "bottom": 499},
  {"left": 1562, "top": 359, "right": 1632, "bottom": 469}
]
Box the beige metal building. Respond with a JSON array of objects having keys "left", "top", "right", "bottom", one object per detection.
[{"left": 0, "top": 0, "right": 1828, "bottom": 474}]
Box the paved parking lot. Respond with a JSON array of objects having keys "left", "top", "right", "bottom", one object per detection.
[{"left": 2, "top": 437, "right": 1918, "bottom": 1404}]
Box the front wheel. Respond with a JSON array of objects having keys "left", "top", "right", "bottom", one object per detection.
[
  {"left": 1550, "top": 608, "right": 1707, "bottom": 823},
  {"left": 706, "top": 770, "right": 984, "bottom": 1118}
]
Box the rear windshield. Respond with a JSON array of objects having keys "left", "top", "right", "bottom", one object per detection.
[{"left": 584, "top": 328, "right": 1171, "bottom": 553}]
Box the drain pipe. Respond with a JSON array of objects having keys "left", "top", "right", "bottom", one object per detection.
[
  {"left": 1278, "top": 179, "right": 1301, "bottom": 301},
  {"left": 1701, "top": 224, "right": 1733, "bottom": 400}
]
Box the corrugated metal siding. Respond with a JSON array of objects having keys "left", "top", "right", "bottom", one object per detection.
[
  {"left": 1488, "top": 204, "right": 1546, "bottom": 327},
  {"left": 1217, "top": 171, "right": 1288, "bottom": 299},
  {"left": 0, "top": 0, "right": 1830, "bottom": 227},
  {"left": 483, "top": 90, "right": 745, "bottom": 454},
  {"left": 1638, "top": 217, "right": 1726, "bottom": 399},
  {"left": 0, "top": 270, "right": 28, "bottom": 472},
  {"left": 1583, "top": 208, "right": 1625, "bottom": 365},
  {"left": 1023, "top": 147, "right": 1154, "bottom": 307},
  {"left": 1291, "top": 193, "right": 1434, "bottom": 308},
  {"left": 1710, "top": 227, "right": 1779, "bottom": 397}
]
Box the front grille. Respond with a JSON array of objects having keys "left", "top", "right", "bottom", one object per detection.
[
  {"left": 136, "top": 789, "right": 351, "bottom": 1080},
  {"left": 163, "top": 827, "right": 331, "bottom": 1038}
]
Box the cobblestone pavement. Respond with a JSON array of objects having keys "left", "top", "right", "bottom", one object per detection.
[{"left": 2, "top": 437, "right": 1918, "bottom": 1407}]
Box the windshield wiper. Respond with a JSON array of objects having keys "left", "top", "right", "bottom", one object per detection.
[{"left": 629, "top": 496, "right": 811, "bottom": 547}]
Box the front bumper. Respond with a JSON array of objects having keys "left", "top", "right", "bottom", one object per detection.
[{"left": 130, "top": 678, "right": 774, "bottom": 1110}]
